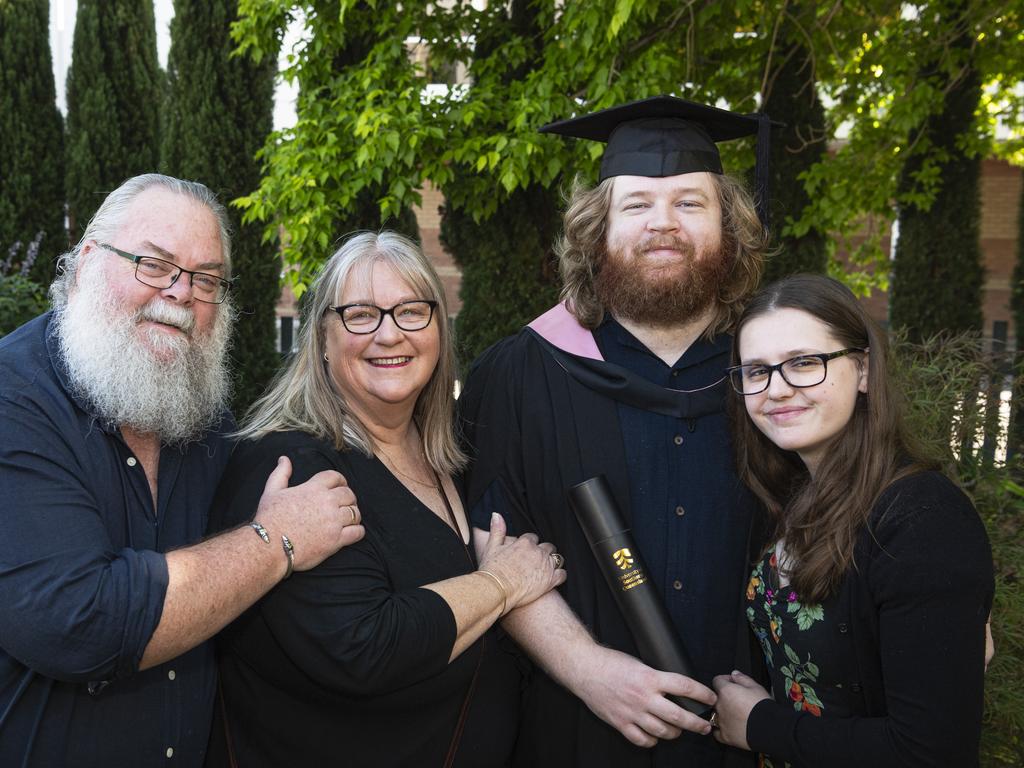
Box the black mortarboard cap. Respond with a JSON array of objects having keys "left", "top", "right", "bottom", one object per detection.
[{"left": 541, "top": 96, "right": 775, "bottom": 229}]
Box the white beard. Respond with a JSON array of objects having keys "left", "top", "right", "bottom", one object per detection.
[{"left": 54, "top": 261, "right": 234, "bottom": 445}]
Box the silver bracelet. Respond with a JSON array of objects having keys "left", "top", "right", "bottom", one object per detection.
[
  {"left": 249, "top": 521, "right": 270, "bottom": 544},
  {"left": 281, "top": 535, "right": 294, "bottom": 579}
]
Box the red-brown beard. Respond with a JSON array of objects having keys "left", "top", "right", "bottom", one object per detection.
[{"left": 593, "top": 234, "right": 733, "bottom": 327}]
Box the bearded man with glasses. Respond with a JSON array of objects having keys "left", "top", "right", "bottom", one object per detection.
[{"left": 0, "top": 174, "right": 365, "bottom": 767}]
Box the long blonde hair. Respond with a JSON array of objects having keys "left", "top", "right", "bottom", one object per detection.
[
  {"left": 236, "top": 231, "right": 466, "bottom": 475},
  {"left": 556, "top": 173, "right": 768, "bottom": 334}
]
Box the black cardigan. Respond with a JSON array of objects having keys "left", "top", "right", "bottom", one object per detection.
[
  {"left": 206, "top": 431, "right": 521, "bottom": 768},
  {"left": 746, "top": 470, "right": 994, "bottom": 767}
]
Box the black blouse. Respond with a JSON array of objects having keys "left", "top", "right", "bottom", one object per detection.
[{"left": 206, "top": 431, "right": 521, "bottom": 767}]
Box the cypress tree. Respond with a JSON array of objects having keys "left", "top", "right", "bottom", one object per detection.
[
  {"left": 161, "top": 0, "right": 278, "bottom": 414},
  {"left": 889, "top": 3, "right": 983, "bottom": 341},
  {"left": 65, "top": 0, "right": 161, "bottom": 241},
  {"left": 441, "top": 0, "right": 561, "bottom": 368},
  {"left": 0, "top": 0, "right": 66, "bottom": 285},
  {"left": 759, "top": 11, "right": 827, "bottom": 283}
]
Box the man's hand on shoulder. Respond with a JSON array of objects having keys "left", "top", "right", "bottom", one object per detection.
[
  {"left": 574, "top": 645, "right": 716, "bottom": 747},
  {"left": 254, "top": 456, "right": 364, "bottom": 573}
]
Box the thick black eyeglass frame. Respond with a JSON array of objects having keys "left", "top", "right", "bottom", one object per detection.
[
  {"left": 726, "top": 348, "right": 865, "bottom": 396},
  {"left": 329, "top": 300, "right": 439, "bottom": 334},
  {"left": 98, "top": 242, "right": 232, "bottom": 304}
]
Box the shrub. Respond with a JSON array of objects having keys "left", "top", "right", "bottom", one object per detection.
[
  {"left": 1, "top": 235, "right": 49, "bottom": 337},
  {"left": 891, "top": 332, "right": 1024, "bottom": 765}
]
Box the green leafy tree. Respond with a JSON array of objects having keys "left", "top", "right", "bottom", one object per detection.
[
  {"left": 439, "top": 0, "right": 561, "bottom": 366},
  {"left": 0, "top": 0, "right": 66, "bottom": 285},
  {"left": 231, "top": 0, "right": 1022, "bottom": 332},
  {"left": 65, "top": 0, "right": 161, "bottom": 241},
  {"left": 889, "top": 2, "right": 984, "bottom": 340},
  {"left": 162, "top": 0, "right": 279, "bottom": 414},
  {"left": 314, "top": 2, "right": 420, "bottom": 244},
  {"left": 759, "top": 5, "right": 828, "bottom": 282}
]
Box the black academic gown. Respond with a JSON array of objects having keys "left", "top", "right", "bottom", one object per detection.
[{"left": 459, "top": 304, "right": 761, "bottom": 768}]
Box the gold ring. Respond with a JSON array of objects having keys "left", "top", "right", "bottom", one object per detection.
[
  {"left": 347, "top": 505, "right": 357, "bottom": 525},
  {"left": 708, "top": 710, "right": 720, "bottom": 729},
  {"left": 550, "top": 553, "right": 564, "bottom": 569}
]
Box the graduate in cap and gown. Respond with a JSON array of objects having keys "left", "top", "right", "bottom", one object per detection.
[{"left": 459, "top": 97, "right": 774, "bottom": 768}]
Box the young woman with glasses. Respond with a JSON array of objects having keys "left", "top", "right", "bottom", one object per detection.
[{"left": 711, "top": 274, "right": 994, "bottom": 767}]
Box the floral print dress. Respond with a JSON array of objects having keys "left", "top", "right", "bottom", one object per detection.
[{"left": 746, "top": 547, "right": 852, "bottom": 768}]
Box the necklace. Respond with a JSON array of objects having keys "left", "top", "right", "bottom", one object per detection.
[
  {"left": 377, "top": 444, "right": 435, "bottom": 489},
  {"left": 377, "top": 443, "right": 467, "bottom": 547}
]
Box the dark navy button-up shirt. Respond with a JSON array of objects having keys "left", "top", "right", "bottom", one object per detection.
[
  {"left": 594, "top": 315, "right": 757, "bottom": 692},
  {"left": 0, "top": 313, "right": 234, "bottom": 768}
]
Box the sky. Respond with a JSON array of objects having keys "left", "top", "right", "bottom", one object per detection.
[{"left": 48, "top": 0, "right": 298, "bottom": 130}]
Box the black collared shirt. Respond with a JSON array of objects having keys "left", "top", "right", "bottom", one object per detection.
[{"left": 0, "top": 313, "right": 233, "bottom": 767}]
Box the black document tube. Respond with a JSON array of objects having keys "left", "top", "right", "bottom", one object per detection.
[{"left": 569, "top": 475, "right": 708, "bottom": 716}]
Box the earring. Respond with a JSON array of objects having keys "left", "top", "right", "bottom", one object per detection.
[{"left": 323, "top": 353, "right": 329, "bottom": 362}]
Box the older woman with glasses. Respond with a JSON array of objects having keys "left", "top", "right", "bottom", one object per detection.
[
  {"left": 206, "top": 231, "right": 565, "bottom": 767},
  {"left": 711, "top": 274, "right": 993, "bottom": 767}
]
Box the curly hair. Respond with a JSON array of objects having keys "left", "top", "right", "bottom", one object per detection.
[{"left": 556, "top": 173, "right": 768, "bottom": 335}]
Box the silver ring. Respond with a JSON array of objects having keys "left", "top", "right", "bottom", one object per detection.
[
  {"left": 550, "top": 553, "right": 564, "bottom": 570},
  {"left": 708, "top": 710, "right": 720, "bottom": 729}
]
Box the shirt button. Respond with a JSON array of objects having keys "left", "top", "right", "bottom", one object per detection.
[
  {"left": 166, "top": 747, "right": 174, "bottom": 758},
  {"left": 673, "top": 580, "right": 682, "bottom": 590},
  {"left": 675, "top": 506, "right": 685, "bottom": 516},
  {"left": 168, "top": 669, "right": 176, "bottom": 681},
  {"left": 838, "top": 623, "right": 849, "bottom": 634},
  {"left": 673, "top": 435, "right": 683, "bottom": 446},
  {"left": 126, "top": 457, "right": 137, "bottom": 467},
  {"left": 850, "top": 682, "right": 862, "bottom": 693}
]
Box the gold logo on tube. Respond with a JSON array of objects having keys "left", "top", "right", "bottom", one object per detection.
[{"left": 612, "top": 548, "right": 634, "bottom": 570}]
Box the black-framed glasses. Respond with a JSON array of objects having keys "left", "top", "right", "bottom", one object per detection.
[
  {"left": 329, "top": 300, "right": 438, "bottom": 334},
  {"left": 727, "top": 348, "right": 865, "bottom": 395},
  {"left": 98, "top": 242, "right": 232, "bottom": 304}
]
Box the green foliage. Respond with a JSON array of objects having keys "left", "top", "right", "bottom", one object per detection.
[
  {"left": 760, "top": 5, "right": 828, "bottom": 282},
  {"left": 0, "top": 236, "right": 49, "bottom": 336},
  {"left": 0, "top": 0, "right": 66, "bottom": 285},
  {"left": 441, "top": 184, "right": 561, "bottom": 368},
  {"left": 792, "top": 2, "right": 1020, "bottom": 288},
  {"left": 440, "top": 0, "right": 561, "bottom": 367},
  {"left": 65, "top": 0, "right": 162, "bottom": 240},
  {"left": 230, "top": 1, "right": 1023, "bottom": 329},
  {"left": 890, "top": 2, "right": 983, "bottom": 340},
  {"left": 161, "top": 0, "right": 280, "bottom": 415},
  {"left": 891, "top": 332, "right": 1024, "bottom": 765},
  {"left": 0, "top": 274, "right": 47, "bottom": 337}
]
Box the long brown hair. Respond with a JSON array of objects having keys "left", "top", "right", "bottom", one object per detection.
[
  {"left": 556, "top": 172, "right": 769, "bottom": 335},
  {"left": 730, "top": 274, "right": 934, "bottom": 602}
]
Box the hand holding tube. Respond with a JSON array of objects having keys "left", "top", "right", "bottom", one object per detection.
[{"left": 569, "top": 475, "right": 710, "bottom": 717}]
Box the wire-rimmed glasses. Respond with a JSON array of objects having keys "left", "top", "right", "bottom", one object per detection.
[{"left": 98, "top": 242, "right": 232, "bottom": 304}]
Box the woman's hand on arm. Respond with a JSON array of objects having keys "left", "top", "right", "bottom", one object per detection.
[{"left": 424, "top": 512, "right": 566, "bottom": 662}]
